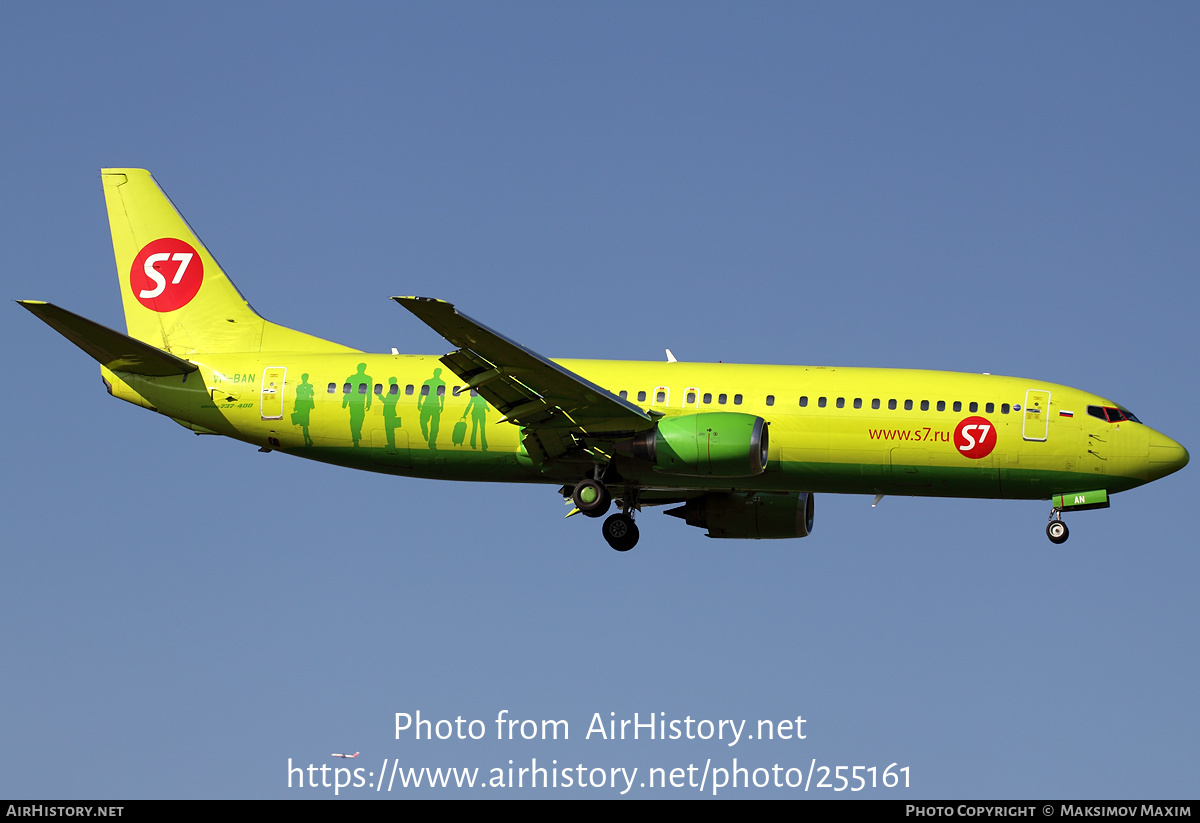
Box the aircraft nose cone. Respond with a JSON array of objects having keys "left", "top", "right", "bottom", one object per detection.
[{"left": 1147, "top": 430, "right": 1189, "bottom": 481}]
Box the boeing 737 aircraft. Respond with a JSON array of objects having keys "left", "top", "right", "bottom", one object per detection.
[{"left": 19, "top": 170, "right": 1189, "bottom": 551}]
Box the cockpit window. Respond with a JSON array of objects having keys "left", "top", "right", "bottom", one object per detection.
[{"left": 1088, "top": 405, "right": 1137, "bottom": 424}]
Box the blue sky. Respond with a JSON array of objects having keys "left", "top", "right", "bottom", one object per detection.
[{"left": 2, "top": 2, "right": 1197, "bottom": 798}]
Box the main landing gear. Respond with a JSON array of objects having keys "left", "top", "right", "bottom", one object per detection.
[
  {"left": 572, "top": 479, "right": 611, "bottom": 518},
  {"left": 602, "top": 512, "right": 639, "bottom": 552},
  {"left": 570, "top": 477, "right": 640, "bottom": 552},
  {"left": 1046, "top": 510, "right": 1069, "bottom": 544}
]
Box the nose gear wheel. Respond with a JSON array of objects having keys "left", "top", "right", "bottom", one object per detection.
[{"left": 1046, "top": 510, "right": 1069, "bottom": 544}]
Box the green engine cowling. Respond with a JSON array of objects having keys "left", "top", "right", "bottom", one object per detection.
[
  {"left": 665, "top": 492, "right": 814, "bottom": 539},
  {"left": 617, "top": 412, "right": 769, "bottom": 477}
]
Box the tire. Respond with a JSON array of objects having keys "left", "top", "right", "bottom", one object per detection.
[
  {"left": 573, "top": 479, "right": 611, "bottom": 518},
  {"left": 602, "top": 513, "right": 640, "bottom": 552},
  {"left": 1046, "top": 520, "right": 1069, "bottom": 544}
]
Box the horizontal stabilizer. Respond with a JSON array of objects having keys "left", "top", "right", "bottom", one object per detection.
[{"left": 18, "top": 300, "right": 198, "bottom": 376}]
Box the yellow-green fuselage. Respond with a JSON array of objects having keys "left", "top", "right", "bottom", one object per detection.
[{"left": 103, "top": 353, "right": 1180, "bottom": 501}]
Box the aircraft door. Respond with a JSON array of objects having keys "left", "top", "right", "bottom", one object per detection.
[
  {"left": 1023, "top": 389, "right": 1050, "bottom": 441},
  {"left": 261, "top": 367, "right": 286, "bottom": 420}
]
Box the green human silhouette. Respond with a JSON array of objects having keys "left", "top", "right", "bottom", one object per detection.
[
  {"left": 375, "top": 376, "right": 401, "bottom": 450},
  {"left": 417, "top": 367, "right": 446, "bottom": 450},
  {"left": 291, "top": 373, "right": 315, "bottom": 447},
  {"left": 341, "top": 362, "right": 373, "bottom": 446},
  {"left": 463, "top": 389, "right": 489, "bottom": 451}
]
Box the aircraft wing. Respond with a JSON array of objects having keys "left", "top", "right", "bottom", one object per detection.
[{"left": 393, "top": 297, "right": 654, "bottom": 462}]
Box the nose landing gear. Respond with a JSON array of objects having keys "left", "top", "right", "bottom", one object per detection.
[
  {"left": 1046, "top": 511, "right": 1069, "bottom": 544},
  {"left": 1044, "top": 489, "right": 1110, "bottom": 544}
]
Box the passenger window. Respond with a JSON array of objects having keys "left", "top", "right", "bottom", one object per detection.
[
  {"left": 765, "top": 395, "right": 775, "bottom": 406},
  {"left": 888, "top": 399, "right": 897, "bottom": 410},
  {"left": 327, "top": 383, "right": 336, "bottom": 393},
  {"left": 452, "top": 386, "right": 462, "bottom": 397},
  {"left": 703, "top": 393, "right": 712, "bottom": 404},
  {"left": 437, "top": 386, "right": 446, "bottom": 397},
  {"left": 390, "top": 384, "right": 399, "bottom": 395},
  {"left": 904, "top": 400, "right": 913, "bottom": 411},
  {"left": 469, "top": 388, "right": 478, "bottom": 396},
  {"left": 638, "top": 391, "right": 647, "bottom": 402},
  {"left": 953, "top": 401, "right": 962, "bottom": 412},
  {"left": 343, "top": 384, "right": 352, "bottom": 394},
  {"left": 985, "top": 402, "right": 994, "bottom": 413},
  {"left": 374, "top": 383, "right": 383, "bottom": 394},
  {"left": 619, "top": 390, "right": 628, "bottom": 399},
  {"left": 421, "top": 385, "right": 430, "bottom": 396},
  {"left": 656, "top": 390, "right": 666, "bottom": 403},
  {"left": 920, "top": 400, "right": 929, "bottom": 411},
  {"left": 872, "top": 399, "right": 880, "bottom": 410},
  {"left": 687, "top": 391, "right": 696, "bottom": 404},
  {"left": 854, "top": 398, "right": 862, "bottom": 409},
  {"left": 718, "top": 393, "right": 728, "bottom": 405},
  {"left": 969, "top": 402, "right": 978, "bottom": 413},
  {"left": 799, "top": 396, "right": 808, "bottom": 407},
  {"left": 836, "top": 397, "right": 845, "bottom": 409},
  {"left": 406, "top": 385, "right": 414, "bottom": 395},
  {"left": 358, "top": 384, "right": 368, "bottom": 395},
  {"left": 1001, "top": 403, "right": 1010, "bottom": 414},
  {"left": 733, "top": 394, "right": 743, "bottom": 405},
  {"left": 818, "top": 397, "right": 827, "bottom": 408},
  {"left": 937, "top": 400, "right": 945, "bottom": 412}
]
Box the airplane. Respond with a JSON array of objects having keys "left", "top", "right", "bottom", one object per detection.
[
  {"left": 332, "top": 753, "right": 359, "bottom": 759},
  {"left": 18, "top": 169, "right": 1189, "bottom": 552}
]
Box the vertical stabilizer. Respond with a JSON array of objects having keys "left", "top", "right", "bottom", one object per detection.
[{"left": 102, "top": 169, "right": 356, "bottom": 355}]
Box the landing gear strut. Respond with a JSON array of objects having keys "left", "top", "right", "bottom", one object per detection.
[{"left": 1046, "top": 511, "right": 1069, "bottom": 544}]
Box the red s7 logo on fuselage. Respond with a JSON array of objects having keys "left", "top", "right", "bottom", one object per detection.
[{"left": 954, "top": 416, "right": 996, "bottom": 459}]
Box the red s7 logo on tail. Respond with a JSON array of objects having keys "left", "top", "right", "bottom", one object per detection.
[{"left": 130, "top": 238, "right": 204, "bottom": 312}]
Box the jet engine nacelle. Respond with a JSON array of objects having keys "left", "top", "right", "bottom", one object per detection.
[
  {"left": 665, "top": 492, "right": 814, "bottom": 539},
  {"left": 616, "top": 412, "right": 769, "bottom": 477}
]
